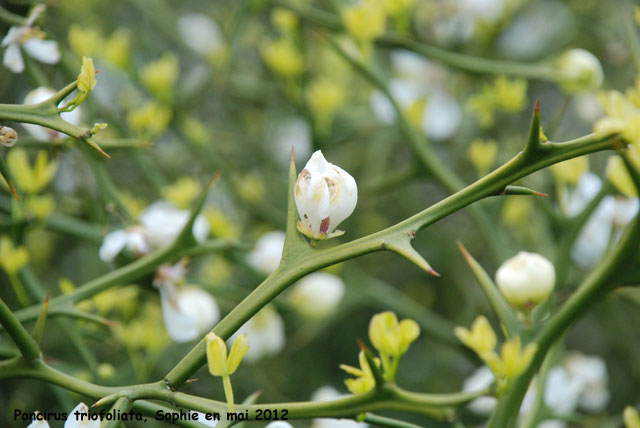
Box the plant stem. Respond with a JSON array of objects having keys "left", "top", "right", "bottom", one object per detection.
[
  {"left": 0, "top": 298, "right": 40, "bottom": 361},
  {"left": 222, "top": 374, "right": 235, "bottom": 413}
]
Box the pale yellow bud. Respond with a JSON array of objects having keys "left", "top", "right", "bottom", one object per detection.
[
  {"left": 77, "top": 56, "right": 97, "bottom": 93},
  {"left": 454, "top": 316, "right": 497, "bottom": 357},
  {"left": 342, "top": 0, "right": 387, "bottom": 43},
  {"left": 606, "top": 154, "right": 639, "bottom": 198},
  {"left": 206, "top": 333, "right": 227, "bottom": 376},
  {"left": 262, "top": 38, "right": 304, "bottom": 77},
  {"left": 624, "top": 406, "right": 640, "bottom": 428}
]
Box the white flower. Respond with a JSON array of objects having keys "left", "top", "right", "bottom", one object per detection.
[
  {"left": 99, "top": 226, "right": 149, "bottom": 262},
  {"left": 463, "top": 366, "right": 497, "bottom": 415},
  {"left": 140, "top": 201, "right": 210, "bottom": 248},
  {"left": 64, "top": 403, "right": 99, "bottom": 428},
  {"left": 288, "top": 272, "right": 345, "bottom": 318},
  {"left": 272, "top": 118, "right": 312, "bottom": 167},
  {"left": 564, "top": 352, "right": 610, "bottom": 412},
  {"left": 246, "top": 230, "right": 285, "bottom": 275},
  {"left": 555, "top": 49, "right": 604, "bottom": 93},
  {"left": 310, "top": 386, "right": 368, "bottom": 428},
  {"left": 177, "top": 13, "right": 224, "bottom": 57},
  {"left": 155, "top": 262, "right": 220, "bottom": 342},
  {"left": 495, "top": 252, "right": 556, "bottom": 310},
  {"left": 22, "top": 87, "right": 82, "bottom": 142},
  {"left": 98, "top": 200, "right": 209, "bottom": 263},
  {"left": 159, "top": 285, "right": 220, "bottom": 343},
  {"left": 231, "top": 306, "right": 285, "bottom": 362},
  {"left": 27, "top": 413, "right": 50, "bottom": 428},
  {"left": 2, "top": 5, "right": 60, "bottom": 73},
  {"left": 421, "top": 91, "right": 462, "bottom": 141},
  {"left": 295, "top": 151, "right": 357, "bottom": 240},
  {"left": 566, "top": 173, "right": 640, "bottom": 268}
]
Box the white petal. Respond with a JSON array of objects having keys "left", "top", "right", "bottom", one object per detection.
[
  {"left": 23, "top": 38, "right": 60, "bottom": 64},
  {"left": 65, "top": 403, "right": 100, "bottom": 428},
  {"left": 463, "top": 366, "right": 497, "bottom": 415},
  {"left": 190, "top": 412, "right": 218, "bottom": 428},
  {"left": 289, "top": 272, "right": 344, "bottom": 318},
  {"left": 246, "top": 231, "right": 285, "bottom": 275},
  {"left": 3, "top": 42, "right": 24, "bottom": 73},
  {"left": 272, "top": 118, "right": 312, "bottom": 167},
  {"left": 99, "top": 230, "right": 130, "bottom": 262},
  {"left": 27, "top": 416, "right": 51, "bottom": 428},
  {"left": 177, "top": 287, "right": 220, "bottom": 334},
  {"left": 159, "top": 285, "right": 200, "bottom": 342},
  {"left": 2, "top": 27, "right": 22, "bottom": 47},
  {"left": 421, "top": 92, "right": 462, "bottom": 141},
  {"left": 231, "top": 306, "right": 285, "bottom": 362},
  {"left": 571, "top": 196, "right": 616, "bottom": 268}
]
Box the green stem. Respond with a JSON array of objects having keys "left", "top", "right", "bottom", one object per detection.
[
  {"left": 222, "top": 374, "right": 235, "bottom": 413},
  {"left": 0, "top": 298, "right": 40, "bottom": 360},
  {"left": 360, "top": 413, "right": 429, "bottom": 428},
  {"left": 0, "top": 5, "right": 28, "bottom": 25},
  {"left": 101, "top": 397, "right": 133, "bottom": 428}
]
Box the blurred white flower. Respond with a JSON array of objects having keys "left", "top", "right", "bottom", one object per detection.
[
  {"left": 246, "top": 230, "right": 285, "bottom": 275},
  {"left": 567, "top": 173, "right": 639, "bottom": 268},
  {"left": 421, "top": 91, "right": 462, "bottom": 141},
  {"left": 155, "top": 261, "right": 220, "bottom": 343},
  {"left": 231, "top": 306, "right": 285, "bottom": 362},
  {"left": 22, "top": 87, "right": 82, "bottom": 142},
  {"left": 99, "top": 227, "right": 149, "bottom": 262},
  {"left": 573, "top": 93, "right": 604, "bottom": 123},
  {"left": 370, "top": 53, "right": 460, "bottom": 140},
  {"left": 288, "top": 272, "right": 345, "bottom": 318},
  {"left": 27, "top": 413, "right": 50, "bottom": 428},
  {"left": 564, "top": 352, "right": 610, "bottom": 412},
  {"left": 140, "top": 201, "right": 210, "bottom": 248},
  {"left": 463, "top": 366, "right": 497, "bottom": 415},
  {"left": 295, "top": 151, "right": 357, "bottom": 240},
  {"left": 0, "top": 125, "right": 18, "bottom": 147},
  {"left": 99, "top": 200, "right": 209, "bottom": 263},
  {"left": 177, "top": 13, "right": 224, "bottom": 57},
  {"left": 272, "top": 118, "right": 312, "bottom": 167},
  {"left": 310, "top": 386, "right": 368, "bottom": 428},
  {"left": 2, "top": 5, "right": 60, "bottom": 73},
  {"left": 495, "top": 252, "right": 556, "bottom": 310},
  {"left": 64, "top": 403, "right": 99, "bottom": 428}
]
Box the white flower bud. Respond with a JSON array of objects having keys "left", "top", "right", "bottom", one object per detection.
[
  {"left": 495, "top": 252, "right": 555, "bottom": 310},
  {"left": 295, "top": 150, "right": 357, "bottom": 240},
  {"left": 64, "top": 403, "right": 99, "bottom": 428},
  {"left": 0, "top": 125, "right": 18, "bottom": 147},
  {"left": 556, "top": 49, "right": 604, "bottom": 93}
]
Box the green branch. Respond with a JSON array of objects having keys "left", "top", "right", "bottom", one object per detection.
[{"left": 0, "top": 298, "right": 41, "bottom": 361}]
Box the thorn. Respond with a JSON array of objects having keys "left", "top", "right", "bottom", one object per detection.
[
  {"left": 290, "top": 146, "right": 295, "bottom": 164},
  {"left": 186, "top": 378, "right": 199, "bottom": 384},
  {"left": 457, "top": 241, "right": 471, "bottom": 259},
  {"left": 533, "top": 190, "right": 548, "bottom": 197},
  {"left": 9, "top": 182, "right": 19, "bottom": 200},
  {"left": 209, "top": 170, "right": 223, "bottom": 186},
  {"left": 104, "top": 319, "right": 118, "bottom": 327},
  {"left": 356, "top": 337, "right": 367, "bottom": 351},
  {"left": 427, "top": 267, "right": 441, "bottom": 277},
  {"left": 44, "top": 292, "right": 50, "bottom": 304},
  {"left": 534, "top": 99, "right": 540, "bottom": 115}
]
